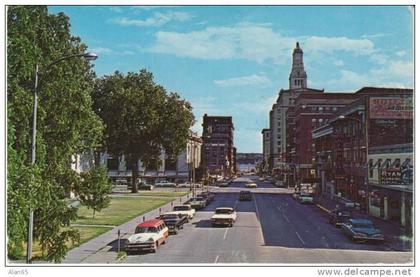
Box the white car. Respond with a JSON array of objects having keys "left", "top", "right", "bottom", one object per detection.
[
  {"left": 245, "top": 182, "right": 258, "bottom": 188},
  {"left": 211, "top": 207, "right": 237, "bottom": 227},
  {"left": 125, "top": 219, "right": 168, "bottom": 253},
  {"left": 172, "top": 205, "right": 196, "bottom": 220},
  {"left": 155, "top": 180, "right": 177, "bottom": 187},
  {"left": 298, "top": 192, "right": 314, "bottom": 204}
]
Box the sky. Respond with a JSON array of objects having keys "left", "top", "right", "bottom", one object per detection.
[{"left": 48, "top": 5, "right": 414, "bottom": 153}]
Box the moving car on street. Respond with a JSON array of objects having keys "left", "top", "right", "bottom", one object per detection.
[
  {"left": 297, "top": 192, "right": 314, "bottom": 204},
  {"left": 172, "top": 205, "right": 196, "bottom": 220},
  {"left": 211, "top": 207, "right": 237, "bottom": 227},
  {"left": 157, "top": 213, "right": 188, "bottom": 234},
  {"left": 239, "top": 190, "right": 252, "bottom": 201},
  {"left": 125, "top": 219, "right": 168, "bottom": 253},
  {"left": 245, "top": 182, "right": 258, "bottom": 188},
  {"left": 341, "top": 218, "right": 384, "bottom": 242},
  {"left": 138, "top": 182, "right": 154, "bottom": 190},
  {"left": 186, "top": 197, "right": 207, "bottom": 209},
  {"left": 329, "top": 208, "right": 352, "bottom": 227},
  {"left": 274, "top": 180, "right": 286, "bottom": 187}
]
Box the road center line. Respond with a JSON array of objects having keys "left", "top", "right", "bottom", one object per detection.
[
  {"left": 223, "top": 228, "right": 228, "bottom": 240},
  {"left": 214, "top": 255, "right": 219, "bottom": 263},
  {"left": 295, "top": 231, "right": 306, "bottom": 245},
  {"left": 282, "top": 213, "right": 290, "bottom": 223}
]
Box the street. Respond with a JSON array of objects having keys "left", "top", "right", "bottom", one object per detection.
[{"left": 120, "top": 176, "right": 412, "bottom": 264}]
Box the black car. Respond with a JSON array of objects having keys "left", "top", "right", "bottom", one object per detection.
[
  {"left": 198, "top": 192, "right": 215, "bottom": 204},
  {"left": 328, "top": 209, "right": 352, "bottom": 227},
  {"left": 157, "top": 213, "right": 188, "bottom": 234},
  {"left": 239, "top": 191, "right": 252, "bottom": 201}
]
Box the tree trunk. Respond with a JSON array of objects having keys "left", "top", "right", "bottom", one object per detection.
[
  {"left": 92, "top": 208, "right": 96, "bottom": 219},
  {"left": 131, "top": 159, "right": 138, "bottom": 193}
]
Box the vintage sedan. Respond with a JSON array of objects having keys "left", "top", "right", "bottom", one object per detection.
[
  {"left": 341, "top": 218, "right": 384, "bottom": 242},
  {"left": 157, "top": 212, "right": 188, "bottom": 234},
  {"left": 198, "top": 192, "right": 215, "bottom": 204},
  {"left": 125, "top": 219, "right": 168, "bottom": 253},
  {"left": 297, "top": 192, "right": 314, "bottom": 204},
  {"left": 239, "top": 190, "right": 252, "bottom": 201},
  {"left": 186, "top": 197, "right": 207, "bottom": 209},
  {"left": 218, "top": 182, "right": 230, "bottom": 187},
  {"left": 329, "top": 208, "right": 352, "bottom": 227},
  {"left": 172, "top": 205, "right": 196, "bottom": 220},
  {"left": 155, "top": 180, "right": 177, "bottom": 187},
  {"left": 211, "top": 207, "right": 237, "bottom": 227},
  {"left": 245, "top": 182, "right": 258, "bottom": 188}
]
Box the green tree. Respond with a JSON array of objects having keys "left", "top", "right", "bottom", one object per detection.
[
  {"left": 93, "top": 70, "right": 195, "bottom": 192},
  {"left": 76, "top": 166, "right": 113, "bottom": 218},
  {"left": 7, "top": 6, "right": 103, "bottom": 262}
]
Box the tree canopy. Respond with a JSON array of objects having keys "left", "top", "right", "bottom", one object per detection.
[
  {"left": 7, "top": 6, "right": 103, "bottom": 262},
  {"left": 93, "top": 70, "right": 195, "bottom": 192}
]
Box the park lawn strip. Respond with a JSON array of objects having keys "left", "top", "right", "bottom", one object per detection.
[
  {"left": 74, "top": 196, "right": 174, "bottom": 226},
  {"left": 133, "top": 191, "right": 190, "bottom": 198},
  {"left": 21, "top": 226, "right": 112, "bottom": 260}
]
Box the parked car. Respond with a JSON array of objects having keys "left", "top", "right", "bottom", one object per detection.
[
  {"left": 274, "top": 181, "right": 286, "bottom": 188},
  {"left": 155, "top": 180, "right": 177, "bottom": 187},
  {"left": 297, "top": 192, "right": 314, "bottom": 204},
  {"left": 329, "top": 208, "right": 352, "bottom": 227},
  {"left": 211, "top": 207, "right": 237, "bottom": 227},
  {"left": 186, "top": 197, "right": 207, "bottom": 209},
  {"left": 218, "top": 182, "right": 230, "bottom": 187},
  {"left": 341, "top": 218, "right": 384, "bottom": 242},
  {"left": 157, "top": 213, "right": 188, "bottom": 234},
  {"left": 245, "top": 182, "right": 257, "bottom": 188},
  {"left": 172, "top": 205, "right": 195, "bottom": 220},
  {"left": 239, "top": 190, "right": 252, "bottom": 201},
  {"left": 177, "top": 182, "right": 191, "bottom": 188},
  {"left": 138, "top": 182, "right": 154, "bottom": 191},
  {"left": 198, "top": 192, "right": 215, "bottom": 204},
  {"left": 125, "top": 219, "right": 168, "bottom": 253}
]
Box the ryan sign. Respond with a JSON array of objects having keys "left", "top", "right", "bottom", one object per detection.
[{"left": 370, "top": 97, "right": 413, "bottom": 119}]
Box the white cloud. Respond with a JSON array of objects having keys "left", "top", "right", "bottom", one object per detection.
[
  {"left": 361, "top": 33, "right": 391, "bottom": 39},
  {"left": 214, "top": 74, "right": 271, "bottom": 87},
  {"left": 150, "top": 23, "right": 380, "bottom": 65},
  {"left": 150, "top": 24, "right": 295, "bottom": 63},
  {"left": 327, "top": 60, "right": 413, "bottom": 91},
  {"left": 396, "top": 50, "right": 407, "bottom": 57},
  {"left": 334, "top": 60, "right": 344, "bottom": 66},
  {"left": 111, "top": 11, "right": 191, "bottom": 27},
  {"left": 304, "top": 36, "right": 375, "bottom": 56},
  {"left": 90, "top": 47, "right": 114, "bottom": 54}
]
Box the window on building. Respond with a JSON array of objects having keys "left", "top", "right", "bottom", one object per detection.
[
  {"left": 332, "top": 107, "right": 338, "bottom": 112},
  {"left": 312, "top": 118, "right": 316, "bottom": 123}
]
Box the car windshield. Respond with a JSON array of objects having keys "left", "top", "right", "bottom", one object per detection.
[
  {"left": 352, "top": 222, "right": 374, "bottom": 229},
  {"left": 174, "top": 206, "right": 189, "bottom": 211},
  {"left": 161, "top": 215, "right": 178, "bottom": 220},
  {"left": 191, "top": 197, "right": 204, "bottom": 201},
  {"left": 216, "top": 209, "right": 233, "bottom": 214},
  {"left": 135, "top": 226, "right": 158, "bottom": 233}
]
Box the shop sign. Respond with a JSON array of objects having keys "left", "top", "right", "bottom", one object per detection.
[
  {"left": 380, "top": 168, "right": 402, "bottom": 184},
  {"left": 370, "top": 97, "right": 413, "bottom": 119}
]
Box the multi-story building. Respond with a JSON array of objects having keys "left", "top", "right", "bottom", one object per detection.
[
  {"left": 261, "top": 128, "right": 271, "bottom": 171},
  {"left": 312, "top": 87, "right": 413, "bottom": 229},
  {"left": 105, "top": 131, "right": 202, "bottom": 183},
  {"left": 201, "top": 114, "right": 236, "bottom": 177},
  {"left": 286, "top": 92, "right": 358, "bottom": 186},
  {"left": 268, "top": 42, "right": 323, "bottom": 174}
]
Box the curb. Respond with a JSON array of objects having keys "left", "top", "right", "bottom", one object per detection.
[
  {"left": 315, "top": 203, "right": 331, "bottom": 214},
  {"left": 115, "top": 251, "right": 127, "bottom": 262}
]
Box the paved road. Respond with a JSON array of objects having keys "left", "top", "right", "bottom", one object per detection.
[{"left": 120, "top": 176, "right": 412, "bottom": 264}]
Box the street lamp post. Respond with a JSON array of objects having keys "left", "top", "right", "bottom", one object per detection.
[
  {"left": 27, "top": 52, "right": 98, "bottom": 264},
  {"left": 338, "top": 113, "right": 369, "bottom": 214}
]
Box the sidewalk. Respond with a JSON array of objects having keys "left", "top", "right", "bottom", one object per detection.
[
  {"left": 63, "top": 192, "right": 193, "bottom": 264},
  {"left": 314, "top": 195, "right": 412, "bottom": 252}
]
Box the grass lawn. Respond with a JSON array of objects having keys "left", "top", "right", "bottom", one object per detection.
[
  {"left": 75, "top": 197, "right": 172, "bottom": 226},
  {"left": 134, "top": 191, "right": 190, "bottom": 198},
  {"left": 20, "top": 226, "right": 112, "bottom": 260}
]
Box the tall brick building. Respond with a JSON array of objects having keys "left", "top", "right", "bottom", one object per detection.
[{"left": 201, "top": 114, "right": 236, "bottom": 177}]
